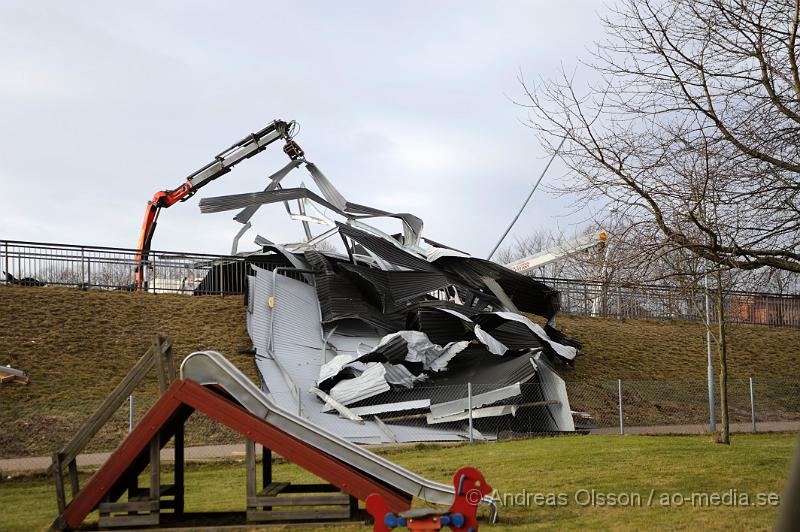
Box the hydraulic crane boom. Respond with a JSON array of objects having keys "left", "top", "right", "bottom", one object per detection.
[
  {"left": 503, "top": 230, "right": 608, "bottom": 274},
  {"left": 135, "top": 119, "right": 304, "bottom": 290}
]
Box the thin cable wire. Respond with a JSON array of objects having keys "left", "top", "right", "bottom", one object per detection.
[{"left": 486, "top": 136, "right": 566, "bottom": 261}]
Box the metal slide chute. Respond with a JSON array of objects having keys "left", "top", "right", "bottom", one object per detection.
[{"left": 179, "top": 350, "right": 498, "bottom": 514}]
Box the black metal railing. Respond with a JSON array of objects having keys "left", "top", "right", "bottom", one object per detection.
[
  {"left": 1, "top": 239, "right": 798, "bottom": 327},
  {"left": 538, "top": 276, "right": 800, "bottom": 328},
  {"left": 0, "top": 240, "right": 251, "bottom": 295}
]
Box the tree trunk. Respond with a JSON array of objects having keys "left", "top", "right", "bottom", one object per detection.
[{"left": 715, "top": 269, "right": 730, "bottom": 444}]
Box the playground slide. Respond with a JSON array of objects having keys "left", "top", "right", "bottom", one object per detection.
[{"left": 180, "top": 351, "right": 497, "bottom": 515}]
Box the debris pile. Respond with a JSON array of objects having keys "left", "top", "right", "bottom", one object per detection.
[{"left": 198, "top": 160, "right": 582, "bottom": 442}]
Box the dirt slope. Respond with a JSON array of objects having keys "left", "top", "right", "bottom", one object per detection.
[
  {"left": 551, "top": 314, "right": 800, "bottom": 381},
  {"left": 0, "top": 285, "right": 252, "bottom": 458}
]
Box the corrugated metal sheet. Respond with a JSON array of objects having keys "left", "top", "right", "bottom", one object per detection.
[
  {"left": 325, "top": 363, "right": 391, "bottom": 409},
  {"left": 387, "top": 424, "right": 471, "bottom": 442},
  {"left": 338, "top": 263, "right": 451, "bottom": 311},
  {"left": 544, "top": 323, "right": 583, "bottom": 350},
  {"left": 429, "top": 384, "right": 523, "bottom": 419},
  {"left": 533, "top": 353, "right": 575, "bottom": 431},
  {"left": 325, "top": 332, "right": 380, "bottom": 359},
  {"left": 345, "top": 203, "right": 424, "bottom": 244},
  {"left": 304, "top": 249, "right": 400, "bottom": 330},
  {"left": 318, "top": 354, "right": 357, "bottom": 384},
  {"left": 406, "top": 305, "right": 473, "bottom": 345},
  {"left": 337, "top": 223, "right": 438, "bottom": 272},
  {"left": 303, "top": 162, "right": 348, "bottom": 211},
  {"left": 435, "top": 307, "right": 508, "bottom": 356},
  {"left": 349, "top": 399, "right": 431, "bottom": 416},
  {"left": 472, "top": 318, "right": 544, "bottom": 351},
  {"left": 201, "top": 187, "right": 342, "bottom": 215},
  {"left": 216, "top": 153, "right": 584, "bottom": 441},
  {"left": 427, "top": 404, "right": 520, "bottom": 424},
  {"left": 490, "top": 312, "right": 576, "bottom": 361},
  {"left": 232, "top": 159, "right": 305, "bottom": 223},
  {"left": 432, "top": 255, "right": 560, "bottom": 319},
  {"left": 382, "top": 363, "right": 426, "bottom": 388},
  {"left": 357, "top": 335, "right": 409, "bottom": 364},
  {"left": 249, "top": 266, "right": 386, "bottom": 442},
  {"left": 429, "top": 348, "right": 539, "bottom": 387},
  {"left": 473, "top": 325, "right": 508, "bottom": 356}
]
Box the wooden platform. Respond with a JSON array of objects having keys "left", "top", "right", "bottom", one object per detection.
[{"left": 244, "top": 439, "right": 359, "bottom": 523}]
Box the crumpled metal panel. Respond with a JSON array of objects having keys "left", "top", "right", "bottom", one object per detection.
[
  {"left": 434, "top": 308, "right": 509, "bottom": 356},
  {"left": 304, "top": 162, "right": 348, "bottom": 211},
  {"left": 474, "top": 312, "right": 577, "bottom": 361},
  {"left": 428, "top": 347, "right": 539, "bottom": 387},
  {"left": 429, "top": 384, "right": 523, "bottom": 419},
  {"left": 325, "top": 331, "right": 380, "bottom": 359},
  {"left": 196, "top": 144, "right": 584, "bottom": 439},
  {"left": 532, "top": 353, "right": 575, "bottom": 431},
  {"left": 201, "top": 171, "right": 424, "bottom": 245},
  {"left": 339, "top": 263, "right": 451, "bottom": 311},
  {"left": 345, "top": 203, "right": 424, "bottom": 246},
  {"left": 304, "top": 249, "right": 401, "bottom": 330},
  {"left": 233, "top": 159, "right": 306, "bottom": 223},
  {"left": 406, "top": 304, "right": 475, "bottom": 345},
  {"left": 356, "top": 335, "right": 409, "bottom": 364},
  {"left": 201, "top": 187, "right": 342, "bottom": 215},
  {"left": 431, "top": 255, "right": 561, "bottom": 319},
  {"left": 249, "top": 266, "right": 386, "bottom": 442},
  {"left": 248, "top": 266, "right": 470, "bottom": 443},
  {"left": 349, "top": 399, "right": 431, "bottom": 416},
  {"left": 383, "top": 363, "right": 427, "bottom": 388},
  {"left": 337, "top": 223, "right": 438, "bottom": 272},
  {"left": 544, "top": 323, "right": 583, "bottom": 350},
  {"left": 326, "top": 363, "right": 391, "bottom": 408}
]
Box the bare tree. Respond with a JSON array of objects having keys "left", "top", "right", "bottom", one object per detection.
[{"left": 521, "top": 0, "right": 800, "bottom": 443}]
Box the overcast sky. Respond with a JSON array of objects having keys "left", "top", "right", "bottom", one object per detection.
[{"left": 0, "top": 1, "right": 609, "bottom": 257}]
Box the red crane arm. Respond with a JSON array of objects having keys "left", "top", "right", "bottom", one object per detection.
[{"left": 134, "top": 120, "right": 303, "bottom": 290}]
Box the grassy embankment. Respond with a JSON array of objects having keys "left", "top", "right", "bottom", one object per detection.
[{"left": 1, "top": 284, "right": 799, "bottom": 456}]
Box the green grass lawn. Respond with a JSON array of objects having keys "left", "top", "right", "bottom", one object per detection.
[{"left": 1, "top": 433, "right": 795, "bottom": 531}]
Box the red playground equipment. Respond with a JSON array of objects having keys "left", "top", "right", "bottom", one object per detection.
[{"left": 367, "top": 467, "right": 492, "bottom": 532}]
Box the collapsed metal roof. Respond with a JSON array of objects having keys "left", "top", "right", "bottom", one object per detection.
[{"left": 199, "top": 158, "right": 581, "bottom": 442}]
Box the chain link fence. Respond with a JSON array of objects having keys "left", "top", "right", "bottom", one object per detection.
[
  {"left": 568, "top": 377, "right": 800, "bottom": 431},
  {"left": 3, "top": 377, "right": 798, "bottom": 474}
]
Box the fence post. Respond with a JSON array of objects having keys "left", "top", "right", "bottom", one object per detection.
[
  {"left": 749, "top": 377, "right": 756, "bottom": 433},
  {"left": 467, "top": 382, "right": 474, "bottom": 444},
  {"left": 3, "top": 241, "right": 8, "bottom": 284},
  {"left": 129, "top": 395, "right": 135, "bottom": 432},
  {"left": 704, "top": 274, "right": 716, "bottom": 433},
  {"left": 584, "top": 285, "right": 589, "bottom": 314},
  {"left": 52, "top": 452, "right": 66, "bottom": 515},
  {"left": 618, "top": 379, "right": 624, "bottom": 435},
  {"left": 219, "top": 262, "right": 224, "bottom": 296}
]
